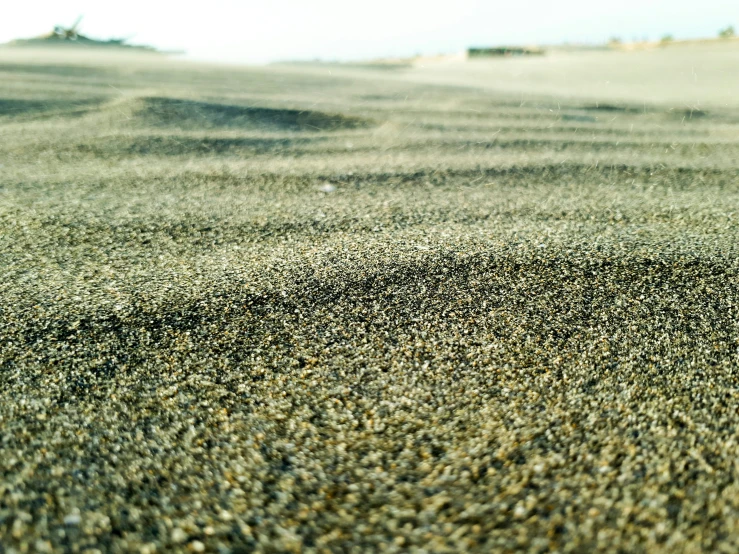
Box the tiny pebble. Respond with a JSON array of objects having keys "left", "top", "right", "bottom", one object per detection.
[
  {"left": 171, "top": 528, "right": 187, "bottom": 543},
  {"left": 63, "top": 515, "right": 81, "bottom": 526}
]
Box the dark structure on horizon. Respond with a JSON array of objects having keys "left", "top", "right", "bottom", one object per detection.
[
  {"left": 2, "top": 16, "right": 169, "bottom": 52},
  {"left": 467, "top": 46, "right": 545, "bottom": 58}
]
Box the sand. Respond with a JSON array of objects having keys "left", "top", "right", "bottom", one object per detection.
[{"left": 2, "top": 46, "right": 739, "bottom": 552}]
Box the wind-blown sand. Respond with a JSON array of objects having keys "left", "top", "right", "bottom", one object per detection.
[{"left": 2, "top": 46, "right": 739, "bottom": 552}]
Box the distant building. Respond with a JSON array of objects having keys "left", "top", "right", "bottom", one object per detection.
[{"left": 467, "top": 46, "right": 545, "bottom": 58}]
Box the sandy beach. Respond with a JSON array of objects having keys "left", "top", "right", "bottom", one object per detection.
[{"left": 2, "top": 45, "right": 739, "bottom": 552}]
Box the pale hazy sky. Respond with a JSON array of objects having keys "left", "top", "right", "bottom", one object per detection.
[{"left": 2, "top": 0, "right": 738, "bottom": 64}]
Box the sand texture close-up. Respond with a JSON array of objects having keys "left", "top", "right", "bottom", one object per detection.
[{"left": 2, "top": 45, "right": 739, "bottom": 552}]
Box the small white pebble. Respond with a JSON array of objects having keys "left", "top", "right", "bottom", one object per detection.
[
  {"left": 171, "top": 527, "right": 188, "bottom": 543},
  {"left": 63, "top": 514, "right": 81, "bottom": 526}
]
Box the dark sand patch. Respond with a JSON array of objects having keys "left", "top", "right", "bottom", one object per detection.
[
  {"left": 77, "top": 135, "right": 324, "bottom": 157},
  {"left": 0, "top": 97, "right": 105, "bottom": 118},
  {"left": 581, "top": 103, "right": 638, "bottom": 113},
  {"left": 131, "top": 96, "right": 373, "bottom": 131}
]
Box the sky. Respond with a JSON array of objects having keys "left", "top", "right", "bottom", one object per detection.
[{"left": 2, "top": 0, "right": 738, "bottom": 64}]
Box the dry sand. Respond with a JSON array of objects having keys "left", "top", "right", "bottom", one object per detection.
[{"left": 2, "top": 46, "right": 739, "bottom": 552}]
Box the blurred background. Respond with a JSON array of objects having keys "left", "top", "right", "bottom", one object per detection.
[{"left": 2, "top": 0, "right": 738, "bottom": 64}]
